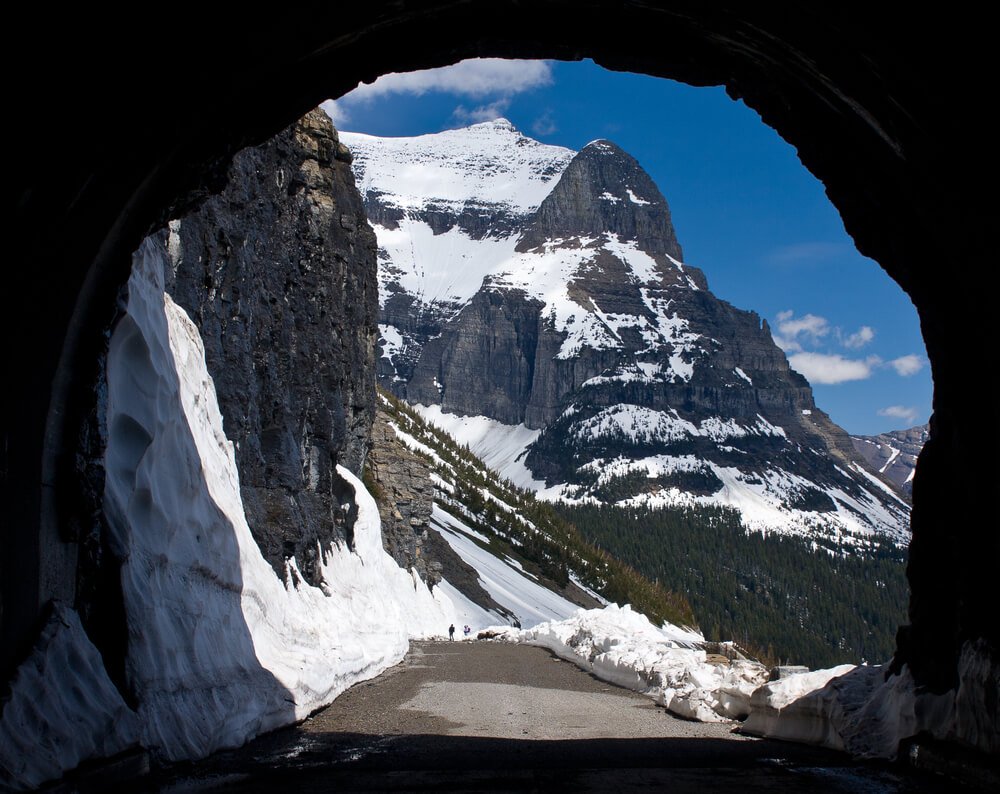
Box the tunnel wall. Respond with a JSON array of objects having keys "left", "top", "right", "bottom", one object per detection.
[{"left": 3, "top": 0, "right": 995, "bottom": 745}]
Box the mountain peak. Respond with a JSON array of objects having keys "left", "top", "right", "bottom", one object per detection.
[
  {"left": 582, "top": 139, "right": 623, "bottom": 154},
  {"left": 477, "top": 117, "right": 517, "bottom": 131},
  {"left": 518, "top": 136, "right": 683, "bottom": 259}
]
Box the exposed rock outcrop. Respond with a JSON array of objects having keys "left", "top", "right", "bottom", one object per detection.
[
  {"left": 158, "top": 110, "right": 378, "bottom": 585},
  {"left": 366, "top": 410, "right": 438, "bottom": 585}
]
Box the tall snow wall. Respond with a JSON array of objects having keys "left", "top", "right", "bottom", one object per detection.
[{"left": 0, "top": 110, "right": 459, "bottom": 789}]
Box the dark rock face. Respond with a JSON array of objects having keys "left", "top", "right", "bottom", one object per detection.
[
  {"left": 518, "top": 140, "right": 685, "bottom": 260},
  {"left": 366, "top": 410, "right": 438, "bottom": 585},
  {"left": 158, "top": 110, "right": 378, "bottom": 585},
  {"left": 366, "top": 406, "right": 512, "bottom": 615},
  {"left": 851, "top": 424, "right": 927, "bottom": 499},
  {"left": 407, "top": 289, "right": 545, "bottom": 424}
]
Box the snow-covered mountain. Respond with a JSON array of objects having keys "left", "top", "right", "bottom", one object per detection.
[
  {"left": 851, "top": 423, "right": 927, "bottom": 500},
  {"left": 341, "top": 119, "right": 910, "bottom": 548}
]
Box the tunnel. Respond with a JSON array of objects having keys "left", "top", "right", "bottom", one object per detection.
[{"left": 3, "top": 0, "right": 995, "bottom": 767}]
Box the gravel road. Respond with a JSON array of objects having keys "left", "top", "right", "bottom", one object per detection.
[
  {"left": 150, "top": 641, "right": 957, "bottom": 793},
  {"left": 303, "top": 640, "right": 746, "bottom": 741}
]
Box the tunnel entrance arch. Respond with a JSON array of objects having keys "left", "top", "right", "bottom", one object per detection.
[{"left": 4, "top": 2, "right": 992, "bottom": 737}]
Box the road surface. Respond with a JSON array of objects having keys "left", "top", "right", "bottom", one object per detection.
[{"left": 148, "top": 640, "right": 958, "bottom": 792}]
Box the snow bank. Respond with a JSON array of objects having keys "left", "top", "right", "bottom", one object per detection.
[
  {"left": 742, "top": 664, "right": 859, "bottom": 751},
  {"left": 489, "top": 605, "right": 996, "bottom": 759},
  {"left": 497, "top": 604, "right": 768, "bottom": 722},
  {"left": 4, "top": 240, "right": 463, "bottom": 788},
  {"left": 0, "top": 605, "right": 142, "bottom": 790},
  {"left": 25, "top": 240, "right": 457, "bottom": 777},
  {"left": 744, "top": 639, "right": 999, "bottom": 758}
]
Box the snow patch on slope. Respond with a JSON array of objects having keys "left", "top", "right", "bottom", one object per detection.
[
  {"left": 544, "top": 453, "right": 908, "bottom": 547},
  {"left": 572, "top": 405, "right": 786, "bottom": 444},
  {"left": 490, "top": 233, "right": 703, "bottom": 372},
  {"left": 374, "top": 219, "right": 521, "bottom": 310},
  {"left": 431, "top": 506, "right": 582, "bottom": 629},
  {"left": 415, "top": 404, "right": 545, "bottom": 491},
  {"left": 342, "top": 121, "right": 574, "bottom": 216}
]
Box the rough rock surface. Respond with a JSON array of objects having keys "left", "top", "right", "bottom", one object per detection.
[
  {"left": 366, "top": 410, "right": 437, "bottom": 585},
  {"left": 367, "top": 407, "right": 510, "bottom": 615},
  {"left": 851, "top": 424, "right": 927, "bottom": 499},
  {"left": 158, "top": 110, "right": 378, "bottom": 585}
]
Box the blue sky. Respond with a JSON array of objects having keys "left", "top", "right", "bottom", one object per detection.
[{"left": 324, "top": 59, "right": 931, "bottom": 436}]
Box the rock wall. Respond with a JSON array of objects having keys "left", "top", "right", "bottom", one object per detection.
[
  {"left": 160, "top": 110, "right": 378, "bottom": 585},
  {"left": 366, "top": 410, "right": 438, "bottom": 585}
]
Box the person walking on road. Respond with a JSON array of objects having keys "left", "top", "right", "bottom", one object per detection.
[{"left": 448, "top": 624, "right": 455, "bottom": 641}]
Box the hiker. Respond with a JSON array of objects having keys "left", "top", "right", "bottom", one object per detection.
[
  {"left": 463, "top": 624, "right": 471, "bottom": 637},
  {"left": 448, "top": 624, "right": 455, "bottom": 641}
]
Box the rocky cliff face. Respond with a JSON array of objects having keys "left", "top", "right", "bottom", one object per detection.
[
  {"left": 344, "top": 119, "right": 910, "bottom": 547},
  {"left": 851, "top": 424, "right": 927, "bottom": 499},
  {"left": 158, "top": 110, "right": 378, "bottom": 585},
  {"left": 366, "top": 410, "right": 438, "bottom": 585}
]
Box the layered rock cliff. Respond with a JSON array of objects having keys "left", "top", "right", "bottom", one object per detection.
[{"left": 160, "top": 110, "right": 378, "bottom": 584}]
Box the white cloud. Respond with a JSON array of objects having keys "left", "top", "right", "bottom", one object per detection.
[
  {"left": 878, "top": 405, "right": 920, "bottom": 424},
  {"left": 772, "top": 310, "right": 830, "bottom": 352},
  {"left": 788, "top": 352, "right": 880, "bottom": 384},
  {"left": 451, "top": 98, "right": 512, "bottom": 125},
  {"left": 842, "top": 325, "right": 875, "bottom": 349},
  {"left": 339, "top": 59, "right": 553, "bottom": 103},
  {"left": 889, "top": 354, "right": 924, "bottom": 376},
  {"left": 320, "top": 99, "right": 348, "bottom": 126}
]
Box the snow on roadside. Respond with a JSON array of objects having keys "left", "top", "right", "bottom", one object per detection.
[
  {"left": 489, "top": 604, "right": 768, "bottom": 723},
  {"left": 743, "top": 639, "right": 998, "bottom": 758},
  {"left": 486, "top": 604, "right": 996, "bottom": 759},
  {"left": 0, "top": 240, "right": 465, "bottom": 790}
]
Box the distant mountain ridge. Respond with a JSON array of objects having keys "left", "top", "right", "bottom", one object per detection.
[
  {"left": 340, "top": 119, "right": 910, "bottom": 549},
  {"left": 851, "top": 423, "right": 928, "bottom": 500}
]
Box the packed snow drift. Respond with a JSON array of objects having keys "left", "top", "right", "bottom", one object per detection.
[{"left": 488, "top": 605, "right": 770, "bottom": 723}]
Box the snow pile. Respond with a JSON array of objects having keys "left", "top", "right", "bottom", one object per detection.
[
  {"left": 492, "top": 605, "right": 994, "bottom": 759},
  {"left": 742, "top": 664, "right": 859, "bottom": 750},
  {"left": 497, "top": 604, "right": 768, "bottom": 722},
  {"left": 0, "top": 605, "right": 142, "bottom": 790},
  {"left": 744, "top": 640, "right": 999, "bottom": 758},
  {"left": 100, "top": 241, "right": 459, "bottom": 766}
]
